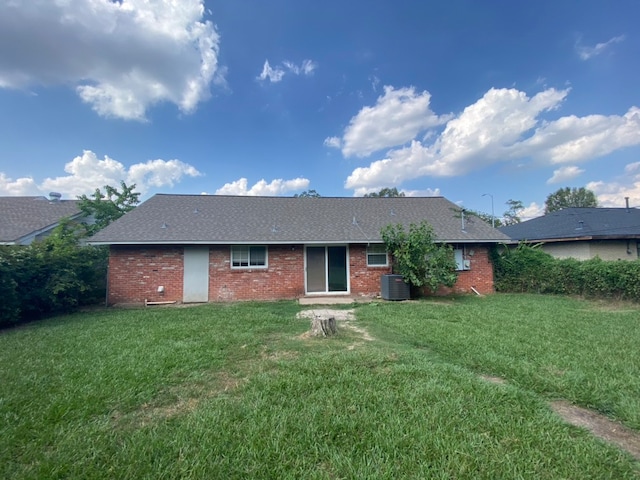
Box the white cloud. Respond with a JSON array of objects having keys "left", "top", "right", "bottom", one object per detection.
[
  {"left": 345, "top": 86, "right": 640, "bottom": 193},
  {"left": 215, "top": 177, "right": 310, "bottom": 196},
  {"left": 0, "top": 150, "right": 201, "bottom": 197},
  {"left": 339, "top": 86, "right": 450, "bottom": 158},
  {"left": 323, "top": 136, "right": 341, "bottom": 149},
  {"left": 547, "top": 165, "right": 584, "bottom": 184},
  {"left": 576, "top": 35, "right": 625, "bottom": 60},
  {"left": 257, "top": 59, "right": 317, "bottom": 83},
  {"left": 519, "top": 202, "right": 544, "bottom": 221},
  {"left": 257, "top": 60, "right": 286, "bottom": 83},
  {"left": 283, "top": 59, "right": 317, "bottom": 76},
  {"left": 431, "top": 87, "right": 568, "bottom": 174},
  {"left": 369, "top": 75, "right": 381, "bottom": 92},
  {"left": 127, "top": 159, "right": 202, "bottom": 189},
  {"left": 515, "top": 107, "right": 640, "bottom": 164},
  {"left": 0, "top": 0, "right": 223, "bottom": 121},
  {"left": 402, "top": 188, "right": 441, "bottom": 197},
  {"left": 587, "top": 162, "right": 640, "bottom": 208},
  {"left": 0, "top": 173, "right": 39, "bottom": 196}
]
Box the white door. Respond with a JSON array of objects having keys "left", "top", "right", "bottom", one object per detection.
[{"left": 183, "top": 246, "right": 209, "bottom": 302}]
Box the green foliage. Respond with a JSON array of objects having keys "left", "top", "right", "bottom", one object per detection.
[
  {"left": 364, "top": 187, "right": 405, "bottom": 197},
  {"left": 502, "top": 199, "right": 524, "bottom": 225},
  {"left": 545, "top": 187, "right": 598, "bottom": 213},
  {"left": 493, "top": 243, "right": 640, "bottom": 300},
  {"left": 0, "top": 223, "right": 108, "bottom": 327},
  {"left": 491, "top": 243, "right": 554, "bottom": 292},
  {"left": 2, "top": 181, "right": 139, "bottom": 326},
  {"left": 293, "top": 189, "right": 321, "bottom": 197},
  {"left": 463, "top": 209, "right": 503, "bottom": 228},
  {"left": 381, "top": 221, "right": 457, "bottom": 292},
  {"left": 0, "top": 248, "right": 19, "bottom": 323},
  {"left": 78, "top": 181, "right": 140, "bottom": 235}
]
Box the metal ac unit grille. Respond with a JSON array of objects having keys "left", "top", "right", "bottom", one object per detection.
[{"left": 381, "top": 274, "right": 410, "bottom": 300}]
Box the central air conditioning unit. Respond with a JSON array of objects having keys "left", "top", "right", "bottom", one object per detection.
[{"left": 381, "top": 274, "right": 410, "bottom": 300}]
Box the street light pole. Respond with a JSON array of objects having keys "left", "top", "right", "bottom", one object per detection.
[{"left": 482, "top": 193, "right": 495, "bottom": 228}]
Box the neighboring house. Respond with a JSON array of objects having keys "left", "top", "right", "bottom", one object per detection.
[
  {"left": 0, "top": 194, "right": 84, "bottom": 245},
  {"left": 500, "top": 207, "right": 640, "bottom": 261},
  {"left": 88, "top": 194, "right": 510, "bottom": 305}
]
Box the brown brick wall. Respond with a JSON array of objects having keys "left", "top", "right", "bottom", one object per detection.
[
  {"left": 209, "top": 245, "right": 305, "bottom": 301},
  {"left": 106, "top": 243, "right": 496, "bottom": 304},
  {"left": 431, "top": 244, "right": 495, "bottom": 296},
  {"left": 108, "top": 245, "right": 184, "bottom": 304},
  {"left": 349, "top": 244, "right": 393, "bottom": 297}
]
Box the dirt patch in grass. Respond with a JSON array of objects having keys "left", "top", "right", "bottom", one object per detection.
[
  {"left": 479, "top": 374, "right": 507, "bottom": 385},
  {"left": 479, "top": 374, "right": 640, "bottom": 460},
  {"left": 551, "top": 401, "right": 640, "bottom": 461},
  {"left": 112, "top": 371, "right": 245, "bottom": 429},
  {"left": 296, "top": 308, "right": 375, "bottom": 348},
  {"left": 261, "top": 349, "right": 300, "bottom": 361}
]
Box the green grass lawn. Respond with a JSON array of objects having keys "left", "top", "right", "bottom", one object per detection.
[{"left": 1, "top": 295, "right": 639, "bottom": 479}]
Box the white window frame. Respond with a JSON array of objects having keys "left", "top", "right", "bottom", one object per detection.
[
  {"left": 231, "top": 245, "right": 268, "bottom": 269},
  {"left": 367, "top": 244, "right": 388, "bottom": 267}
]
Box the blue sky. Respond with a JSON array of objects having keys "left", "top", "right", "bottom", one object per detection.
[{"left": 1, "top": 0, "right": 639, "bottom": 220}]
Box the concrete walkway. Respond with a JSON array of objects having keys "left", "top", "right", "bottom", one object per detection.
[{"left": 298, "top": 296, "right": 375, "bottom": 305}]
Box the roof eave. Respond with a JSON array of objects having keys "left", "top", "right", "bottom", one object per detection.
[{"left": 89, "top": 238, "right": 508, "bottom": 246}]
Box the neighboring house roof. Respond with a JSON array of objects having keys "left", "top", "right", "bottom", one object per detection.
[
  {"left": 0, "top": 196, "right": 83, "bottom": 245},
  {"left": 89, "top": 194, "right": 509, "bottom": 245},
  {"left": 500, "top": 207, "right": 640, "bottom": 242}
]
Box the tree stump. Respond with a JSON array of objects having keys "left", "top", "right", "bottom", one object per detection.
[{"left": 310, "top": 315, "right": 337, "bottom": 337}]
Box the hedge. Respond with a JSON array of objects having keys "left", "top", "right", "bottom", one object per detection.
[
  {"left": 0, "top": 235, "right": 108, "bottom": 328},
  {"left": 493, "top": 243, "right": 640, "bottom": 301}
]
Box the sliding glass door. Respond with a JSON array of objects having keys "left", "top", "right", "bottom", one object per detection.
[{"left": 305, "top": 246, "right": 348, "bottom": 294}]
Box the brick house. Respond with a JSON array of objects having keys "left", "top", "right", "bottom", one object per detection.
[
  {"left": 88, "top": 194, "right": 509, "bottom": 305},
  {"left": 500, "top": 206, "right": 640, "bottom": 261}
]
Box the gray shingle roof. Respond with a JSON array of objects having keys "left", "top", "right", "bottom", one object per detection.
[
  {"left": 500, "top": 207, "right": 640, "bottom": 241},
  {"left": 89, "top": 194, "right": 509, "bottom": 245},
  {"left": 0, "top": 196, "right": 82, "bottom": 244}
]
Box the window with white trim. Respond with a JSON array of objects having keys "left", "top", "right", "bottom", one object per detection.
[
  {"left": 231, "top": 245, "right": 267, "bottom": 268},
  {"left": 367, "top": 244, "right": 388, "bottom": 266}
]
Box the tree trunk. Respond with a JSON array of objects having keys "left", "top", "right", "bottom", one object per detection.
[{"left": 310, "top": 315, "right": 337, "bottom": 337}]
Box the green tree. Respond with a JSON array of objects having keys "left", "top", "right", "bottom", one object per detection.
[
  {"left": 381, "top": 221, "right": 457, "bottom": 293},
  {"left": 503, "top": 199, "right": 524, "bottom": 226},
  {"left": 464, "top": 209, "right": 503, "bottom": 228},
  {"left": 293, "top": 190, "right": 321, "bottom": 197},
  {"left": 544, "top": 187, "right": 598, "bottom": 213},
  {"left": 78, "top": 181, "right": 140, "bottom": 235},
  {"left": 364, "top": 187, "right": 405, "bottom": 197}
]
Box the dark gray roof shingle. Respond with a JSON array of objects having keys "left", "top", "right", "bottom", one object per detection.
[
  {"left": 0, "top": 196, "right": 82, "bottom": 244},
  {"left": 500, "top": 207, "right": 640, "bottom": 241},
  {"left": 89, "top": 194, "right": 509, "bottom": 245}
]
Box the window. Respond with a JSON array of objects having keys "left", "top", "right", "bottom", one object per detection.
[
  {"left": 231, "top": 245, "right": 267, "bottom": 268},
  {"left": 367, "top": 244, "right": 388, "bottom": 266}
]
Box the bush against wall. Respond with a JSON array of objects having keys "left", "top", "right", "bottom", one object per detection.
[
  {"left": 381, "top": 221, "right": 458, "bottom": 294},
  {"left": 0, "top": 223, "right": 108, "bottom": 328},
  {"left": 492, "top": 243, "right": 640, "bottom": 301}
]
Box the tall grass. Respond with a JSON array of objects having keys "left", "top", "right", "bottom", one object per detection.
[{"left": 0, "top": 296, "right": 638, "bottom": 479}]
